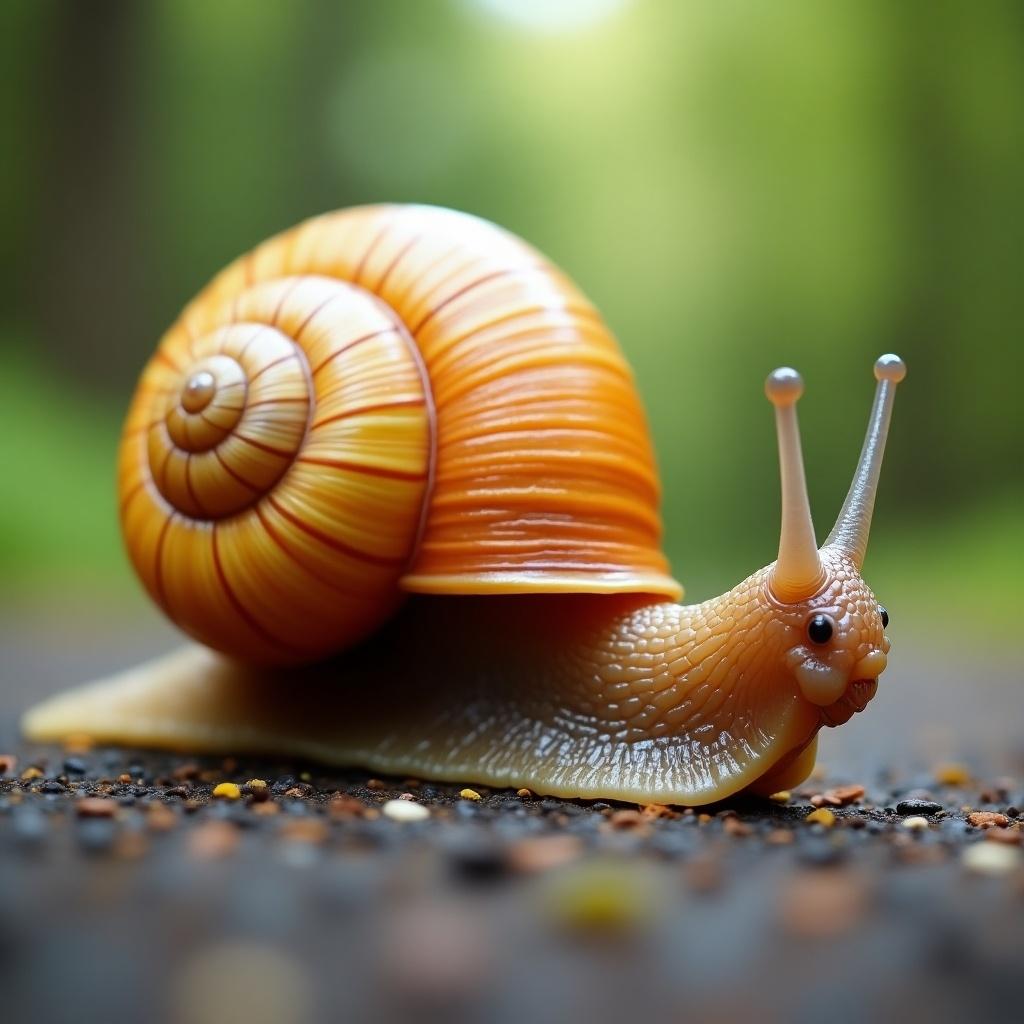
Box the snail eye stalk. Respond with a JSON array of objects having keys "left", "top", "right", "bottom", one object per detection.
[
  {"left": 807, "top": 614, "right": 834, "bottom": 645},
  {"left": 880, "top": 606, "right": 889, "bottom": 628}
]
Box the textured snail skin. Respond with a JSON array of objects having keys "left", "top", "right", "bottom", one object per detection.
[
  {"left": 23, "top": 549, "right": 887, "bottom": 803},
  {"left": 21, "top": 205, "right": 902, "bottom": 805}
]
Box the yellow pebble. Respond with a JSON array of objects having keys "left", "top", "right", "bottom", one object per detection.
[
  {"left": 516, "top": 788, "right": 533, "bottom": 798},
  {"left": 212, "top": 782, "right": 242, "bottom": 800},
  {"left": 769, "top": 790, "right": 792, "bottom": 804},
  {"left": 459, "top": 788, "right": 482, "bottom": 802},
  {"left": 21, "top": 767, "right": 43, "bottom": 781},
  {"left": 805, "top": 808, "right": 837, "bottom": 827},
  {"left": 934, "top": 762, "right": 971, "bottom": 787},
  {"left": 246, "top": 779, "right": 268, "bottom": 790}
]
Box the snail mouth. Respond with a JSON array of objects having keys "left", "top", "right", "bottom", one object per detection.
[{"left": 820, "top": 677, "right": 878, "bottom": 728}]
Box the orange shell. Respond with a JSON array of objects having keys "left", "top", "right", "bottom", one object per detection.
[{"left": 119, "top": 205, "right": 682, "bottom": 664}]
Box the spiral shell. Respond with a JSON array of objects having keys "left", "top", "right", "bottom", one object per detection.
[{"left": 119, "top": 205, "right": 681, "bottom": 664}]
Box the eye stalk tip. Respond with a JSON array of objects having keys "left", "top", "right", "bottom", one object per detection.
[
  {"left": 874, "top": 353, "right": 906, "bottom": 383},
  {"left": 765, "top": 366, "right": 804, "bottom": 407}
]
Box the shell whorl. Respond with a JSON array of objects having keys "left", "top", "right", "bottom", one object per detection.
[
  {"left": 119, "top": 205, "right": 680, "bottom": 665},
  {"left": 120, "top": 276, "right": 432, "bottom": 664}
]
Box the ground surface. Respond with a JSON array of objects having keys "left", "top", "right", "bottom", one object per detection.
[{"left": 1, "top": 607, "right": 1022, "bottom": 1024}]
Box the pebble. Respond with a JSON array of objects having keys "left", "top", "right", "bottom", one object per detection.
[
  {"left": 961, "top": 841, "right": 1022, "bottom": 876},
  {"left": 805, "top": 808, "right": 837, "bottom": 828},
  {"left": 0, "top": 754, "right": 18, "bottom": 776},
  {"left": 76, "top": 797, "right": 117, "bottom": 818},
  {"left": 76, "top": 818, "right": 117, "bottom": 854},
  {"left": 382, "top": 799, "right": 430, "bottom": 822},
  {"left": 11, "top": 806, "right": 49, "bottom": 846},
  {"left": 984, "top": 827, "right": 1022, "bottom": 846},
  {"left": 967, "top": 811, "right": 1009, "bottom": 829},
  {"left": 901, "top": 816, "right": 931, "bottom": 831},
  {"left": 608, "top": 809, "right": 645, "bottom": 830},
  {"left": 63, "top": 757, "right": 88, "bottom": 775},
  {"left": 896, "top": 798, "right": 943, "bottom": 816},
  {"left": 797, "top": 839, "right": 848, "bottom": 867},
  {"left": 768, "top": 790, "right": 791, "bottom": 804},
  {"left": 212, "top": 782, "right": 242, "bottom": 801},
  {"left": 188, "top": 820, "right": 240, "bottom": 860},
  {"left": 443, "top": 836, "right": 509, "bottom": 883},
  {"left": 458, "top": 788, "right": 482, "bottom": 802},
  {"left": 39, "top": 780, "right": 67, "bottom": 794},
  {"left": 779, "top": 868, "right": 866, "bottom": 938},
  {"left": 934, "top": 762, "right": 972, "bottom": 786},
  {"left": 507, "top": 834, "right": 583, "bottom": 873}
]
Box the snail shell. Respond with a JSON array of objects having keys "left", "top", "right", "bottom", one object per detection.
[{"left": 121, "top": 205, "right": 681, "bottom": 664}]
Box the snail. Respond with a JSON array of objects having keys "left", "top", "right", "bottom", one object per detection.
[{"left": 23, "top": 204, "right": 906, "bottom": 805}]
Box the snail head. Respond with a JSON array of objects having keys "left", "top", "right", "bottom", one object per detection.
[{"left": 761, "top": 354, "right": 905, "bottom": 723}]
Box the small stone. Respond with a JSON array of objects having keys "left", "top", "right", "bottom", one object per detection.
[
  {"left": 280, "top": 817, "right": 329, "bottom": 845},
  {"left": 640, "top": 803, "right": 679, "bottom": 820},
  {"left": 684, "top": 856, "right": 723, "bottom": 894},
  {"left": 76, "top": 818, "right": 117, "bottom": 854},
  {"left": 779, "top": 868, "right": 866, "bottom": 937},
  {"left": 188, "top": 820, "right": 240, "bottom": 860},
  {"left": 62, "top": 757, "right": 88, "bottom": 775},
  {"left": 212, "top": 782, "right": 242, "bottom": 800},
  {"left": 39, "top": 779, "right": 66, "bottom": 794},
  {"left": 444, "top": 838, "right": 508, "bottom": 884},
  {"left": 608, "top": 809, "right": 645, "bottom": 829},
  {"left": 327, "top": 795, "right": 365, "bottom": 818},
  {"left": 723, "top": 816, "right": 753, "bottom": 837},
  {"left": 934, "top": 762, "right": 971, "bottom": 786},
  {"left": 76, "top": 797, "right": 117, "bottom": 818},
  {"left": 984, "top": 826, "right": 1022, "bottom": 846},
  {"left": 896, "top": 798, "right": 943, "bottom": 816},
  {"left": 821, "top": 785, "right": 865, "bottom": 807},
  {"left": 805, "top": 808, "right": 837, "bottom": 828},
  {"left": 365, "top": 779, "right": 387, "bottom": 791},
  {"left": 172, "top": 762, "right": 201, "bottom": 781},
  {"left": 1006, "top": 806, "right": 1020, "bottom": 818},
  {"left": 902, "top": 816, "right": 931, "bottom": 831},
  {"left": 382, "top": 799, "right": 429, "bottom": 822},
  {"left": 516, "top": 788, "right": 533, "bottom": 798},
  {"left": 507, "top": 835, "right": 583, "bottom": 873},
  {"left": 12, "top": 806, "right": 48, "bottom": 846},
  {"left": 20, "top": 767, "right": 43, "bottom": 781},
  {"left": 550, "top": 863, "right": 653, "bottom": 933},
  {"left": 245, "top": 778, "right": 268, "bottom": 791},
  {"left": 768, "top": 790, "right": 791, "bottom": 804},
  {"left": 962, "top": 841, "right": 1022, "bottom": 876},
  {"left": 459, "top": 788, "right": 482, "bottom": 802},
  {"left": 0, "top": 754, "right": 18, "bottom": 776},
  {"left": 147, "top": 803, "right": 178, "bottom": 831},
  {"left": 968, "top": 811, "right": 1010, "bottom": 829},
  {"left": 117, "top": 773, "right": 132, "bottom": 784}
]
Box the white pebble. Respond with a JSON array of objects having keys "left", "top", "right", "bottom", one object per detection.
[
  {"left": 962, "top": 841, "right": 1021, "bottom": 876},
  {"left": 901, "top": 816, "right": 930, "bottom": 831},
  {"left": 382, "top": 798, "right": 430, "bottom": 822}
]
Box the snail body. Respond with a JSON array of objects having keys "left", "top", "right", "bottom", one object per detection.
[{"left": 23, "top": 205, "right": 905, "bottom": 805}]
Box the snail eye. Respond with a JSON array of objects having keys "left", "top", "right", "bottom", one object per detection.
[
  {"left": 879, "top": 606, "right": 889, "bottom": 628},
  {"left": 807, "top": 614, "right": 834, "bottom": 645}
]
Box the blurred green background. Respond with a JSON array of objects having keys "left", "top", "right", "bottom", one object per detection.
[{"left": 1, "top": 0, "right": 1020, "bottom": 646}]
